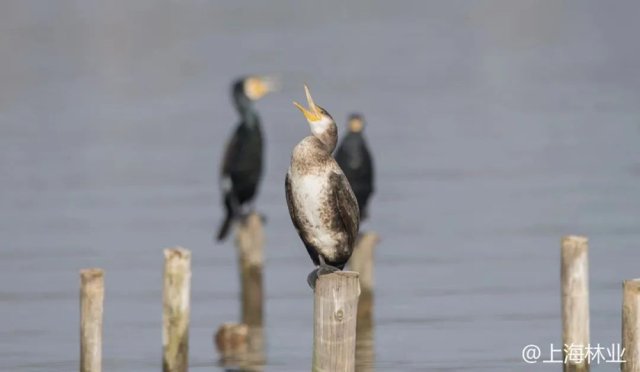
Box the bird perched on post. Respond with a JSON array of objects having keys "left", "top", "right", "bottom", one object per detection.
[
  {"left": 334, "top": 113, "right": 374, "bottom": 220},
  {"left": 285, "top": 85, "right": 360, "bottom": 289},
  {"left": 217, "top": 76, "right": 277, "bottom": 241}
]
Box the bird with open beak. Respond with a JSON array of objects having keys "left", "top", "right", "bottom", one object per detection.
[{"left": 285, "top": 85, "right": 360, "bottom": 289}]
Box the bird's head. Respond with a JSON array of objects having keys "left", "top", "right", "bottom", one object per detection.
[
  {"left": 347, "top": 113, "right": 365, "bottom": 133},
  {"left": 293, "top": 85, "right": 337, "bottom": 149},
  {"left": 242, "top": 75, "right": 280, "bottom": 101}
]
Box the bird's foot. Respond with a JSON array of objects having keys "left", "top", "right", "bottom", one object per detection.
[{"left": 306, "top": 264, "right": 340, "bottom": 290}]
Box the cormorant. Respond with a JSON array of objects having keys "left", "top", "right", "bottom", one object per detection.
[
  {"left": 285, "top": 85, "right": 360, "bottom": 288},
  {"left": 217, "top": 76, "right": 277, "bottom": 241},
  {"left": 334, "top": 113, "right": 374, "bottom": 220}
]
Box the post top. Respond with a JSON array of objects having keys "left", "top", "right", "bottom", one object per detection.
[
  {"left": 164, "top": 247, "right": 191, "bottom": 260},
  {"left": 358, "top": 231, "right": 380, "bottom": 245},
  {"left": 623, "top": 279, "right": 640, "bottom": 291},
  {"left": 562, "top": 235, "right": 588, "bottom": 244},
  {"left": 245, "top": 212, "right": 262, "bottom": 226},
  {"left": 335, "top": 271, "right": 359, "bottom": 278},
  {"left": 80, "top": 268, "right": 104, "bottom": 280},
  {"left": 317, "top": 271, "right": 360, "bottom": 280}
]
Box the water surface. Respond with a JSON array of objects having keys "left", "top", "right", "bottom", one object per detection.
[{"left": 1, "top": 1, "right": 639, "bottom": 370}]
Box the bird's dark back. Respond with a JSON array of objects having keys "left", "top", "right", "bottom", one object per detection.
[
  {"left": 334, "top": 132, "right": 374, "bottom": 213},
  {"left": 224, "top": 123, "right": 263, "bottom": 203}
]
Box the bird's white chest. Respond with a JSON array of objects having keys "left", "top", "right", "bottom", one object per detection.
[
  {"left": 290, "top": 173, "right": 338, "bottom": 248},
  {"left": 293, "top": 174, "right": 326, "bottom": 222}
]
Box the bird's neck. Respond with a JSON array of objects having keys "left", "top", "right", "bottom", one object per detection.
[
  {"left": 314, "top": 124, "right": 337, "bottom": 153},
  {"left": 233, "top": 91, "right": 259, "bottom": 126}
]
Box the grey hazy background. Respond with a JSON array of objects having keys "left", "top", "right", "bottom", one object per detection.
[{"left": 1, "top": 1, "right": 639, "bottom": 371}]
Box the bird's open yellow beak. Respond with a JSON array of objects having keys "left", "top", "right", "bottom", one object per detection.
[{"left": 293, "top": 84, "right": 321, "bottom": 122}]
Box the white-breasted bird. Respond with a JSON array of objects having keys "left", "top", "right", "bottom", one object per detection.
[{"left": 285, "top": 85, "right": 360, "bottom": 288}]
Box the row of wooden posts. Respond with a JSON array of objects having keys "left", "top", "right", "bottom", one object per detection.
[
  {"left": 79, "top": 213, "right": 379, "bottom": 372},
  {"left": 81, "top": 231, "right": 640, "bottom": 371},
  {"left": 562, "top": 235, "right": 640, "bottom": 372}
]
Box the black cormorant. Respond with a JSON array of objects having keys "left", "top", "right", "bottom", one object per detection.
[
  {"left": 334, "top": 113, "right": 374, "bottom": 220},
  {"left": 217, "top": 76, "right": 276, "bottom": 241},
  {"left": 285, "top": 85, "right": 360, "bottom": 288}
]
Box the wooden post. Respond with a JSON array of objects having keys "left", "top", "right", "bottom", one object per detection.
[
  {"left": 622, "top": 279, "right": 640, "bottom": 372},
  {"left": 215, "top": 323, "right": 249, "bottom": 365},
  {"left": 235, "top": 213, "right": 264, "bottom": 328},
  {"left": 236, "top": 213, "right": 265, "bottom": 366},
  {"left": 561, "top": 235, "right": 590, "bottom": 372},
  {"left": 313, "top": 271, "right": 360, "bottom": 372},
  {"left": 214, "top": 214, "right": 265, "bottom": 368},
  {"left": 349, "top": 233, "right": 377, "bottom": 318},
  {"left": 214, "top": 323, "right": 264, "bottom": 368},
  {"left": 348, "top": 233, "right": 378, "bottom": 371},
  {"left": 163, "top": 248, "right": 191, "bottom": 372},
  {"left": 80, "top": 268, "right": 104, "bottom": 372}
]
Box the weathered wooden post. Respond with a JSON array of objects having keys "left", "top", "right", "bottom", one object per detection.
[
  {"left": 214, "top": 214, "right": 265, "bottom": 367},
  {"left": 163, "top": 248, "right": 191, "bottom": 372},
  {"left": 236, "top": 213, "right": 264, "bottom": 329},
  {"left": 313, "top": 271, "right": 360, "bottom": 372},
  {"left": 215, "top": 323, "right": 249, "bottom": 365},
  {"left": 236, "top": 213, "right": 265, "bottom": 365},
  {"left": 561, "top": 235, "right": 590, "bottom": 372},
  {"left": 622, "top": 279, "right": 640, "bottom": 371},
  {"left": 80, "top": 268, "right": 104, "bottom": 372},
  {"left": 349, "top": 233, "right": 377, "bottom": 320},
  {"left": 348, "top": 233, "right": 378, "bottom": 371}
]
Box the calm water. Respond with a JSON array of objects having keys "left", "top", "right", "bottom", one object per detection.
[{"left": 1, "top": 1, "right": 639, "bottom": 371}]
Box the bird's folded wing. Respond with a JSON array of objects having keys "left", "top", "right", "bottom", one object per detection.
[
  {"left": 285, "top": 173, "right": 302, "bottom": 232},
  {"left": 331, "top": 172, "right": 360, "bottom": 245},
  {"left": 364, "top": 146, "right": 375, "bottom": 193},
  {"left": 221, "top": 128, "right": 241, "bottom": 177}
]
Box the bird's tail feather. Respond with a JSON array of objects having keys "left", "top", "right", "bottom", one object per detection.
[
  {"left": 216, "top": 212, "right": 233, "bottom": 241},
  {"left": 216, "top": 192, "right": 238, "bottom": 242}
]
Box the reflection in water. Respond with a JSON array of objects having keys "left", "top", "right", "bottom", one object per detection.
[
  {"left": 214, "top": 324, "right": 264, "bottom": 371},
  {"left": 216, "top": 214, "right": 266, "bottom": 371},
  {"left": 356, "top": 317, "right": 374, "bottom": 372},
  {"left": 243, "top": 327, "right": 265, "bottom": 372},
  {"left": 350, "top": 233, "right": 379, "bottom": 371}
]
